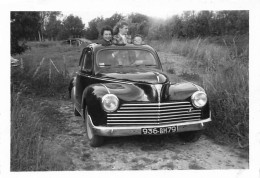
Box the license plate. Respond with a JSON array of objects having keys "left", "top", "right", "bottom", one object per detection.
[{"left": 141, "top": 126, "right": 178, "bottom": 135}]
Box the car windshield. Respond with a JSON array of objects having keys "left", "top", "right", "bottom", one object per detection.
[{"left": 96, "top": 49, "right": 158, "bottom": 68}]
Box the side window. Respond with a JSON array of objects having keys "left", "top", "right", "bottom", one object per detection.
[{"left": 82, "top": 49, "right": 93, "bottom": 72}]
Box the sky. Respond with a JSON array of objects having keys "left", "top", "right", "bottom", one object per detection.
[
  {"left": 61, "top": 10, "right": 182, "bottom": 27},
  {"left": 55, "top": 0, "right": 251, "bottom": 27},
  {"left": 61, "top": 7, "right": 184, "bottom": 27}
]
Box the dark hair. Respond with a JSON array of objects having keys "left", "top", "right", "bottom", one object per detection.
[
  {"left": 133, "top": 34, "right": 143, "bottom": 39},
  {"left": 113, "top": 21, "right": 128, "bottom": 35},
  {"left": 101, "top": 26, "right": 113, "bottom": 36}
]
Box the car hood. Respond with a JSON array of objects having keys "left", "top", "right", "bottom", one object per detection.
[{"left": 97, "top": 68, "right": 169, "bottom": 84}]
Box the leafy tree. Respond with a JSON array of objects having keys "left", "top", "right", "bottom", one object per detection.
[
  {"left": 45, "top": 12, "right": 62, "bottom": 40},
  {"left": 61, "top": 15, "right": 85, "bottom": 39},
  {"left": 38, "top": 11, "right": 52, "bottom": 41},
  {"left": 11, "top": 11, "right": 41, "bottom": 54},
  {"left": 128, "top": 13, "right": 150, "bottom": 37},
  {"left": 37, "top": 11, "right": 63, "bottom": 41},
  {"left": 11, "top": 11, "right": 41, "bottom": 41},
  {"left": 84, "top": 13, "right": 125, "bottom": 40},
  {"left": 103, "top": 13, "right": 124, "bottom": 29},
  {"left": 84, "top": 17, "right": 101, "bottom": 40}
]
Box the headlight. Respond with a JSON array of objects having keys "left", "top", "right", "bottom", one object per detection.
[
  {"left": 101, "top": 94, "right": 119, "bottom": 112},
  {"left": 191, "top": 91, "right": 207, "bottom": 108}
]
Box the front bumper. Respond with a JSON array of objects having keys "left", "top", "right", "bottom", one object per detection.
[{"left": 88, "top": 116, "right": 211, "bottom": 137}]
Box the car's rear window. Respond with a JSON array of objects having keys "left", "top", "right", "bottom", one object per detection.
[{"left": 96, "top": 49, "right": 158, "bottom": 67}]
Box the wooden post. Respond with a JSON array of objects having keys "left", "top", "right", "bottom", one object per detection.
[
  {"left": 33, "top": 57, "right": 45, "bottom": 78},
  {"left": 49, "top": 59, "right": 52, "bottom": 84},
  {"left": 63, "top": 56, "right": 67, "bottom": 77},
  {"left": 50, "top": 59, "right": 60, "bottom": 73}
]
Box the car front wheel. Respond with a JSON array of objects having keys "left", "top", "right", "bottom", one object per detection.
[
  {"left": 178, "top": 130, "right": 202, "bottom": 142},
  {"left": 84, "top": 109, "right": 104, "bottom": 147}
]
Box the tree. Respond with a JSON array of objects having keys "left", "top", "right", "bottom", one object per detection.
[
  {"left": 62, "top": 15, "right": 85, "bottom": 39},
  {"left": 45, "top": 12, "right": 62, "bottom": 40},
  {"left": 84, "top": 17, "right": 102, "bottom": 40},
  {"left": 128, "top": 13, "right": 150, "bottom": 37},
  {"left": 11, "top": 11, "right": 41, "bottom": 54},
  {"left": 103, "top": 13, "right": 124, "bottom": 28},
  {"left": 11, "top": 11, "right": 41, "bottom": 41},
  {"left": 38, "top": 12, "right": 51, "bottom": 41}
]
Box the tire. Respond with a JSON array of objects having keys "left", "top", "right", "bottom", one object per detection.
[
  {"left": 178, "top": 130, "right": 202, "bottom": 142},
  {"left": 71, "top": 86, "right": 80, "bottom": 116},
  {"left": 84, "top": 109, "right": 104, "bottom": 147}
]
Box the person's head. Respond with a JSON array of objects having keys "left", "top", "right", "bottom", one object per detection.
[
  {"left": 114, "top": 21, "right": 128, "bottom": 35},
  {"left": 133, "top": 34, "right": 143, "bottom": 45},
  {"left": 101, "top": 26, "right": 113, "bottom": 41}
]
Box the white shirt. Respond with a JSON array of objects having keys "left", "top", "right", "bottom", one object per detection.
[{"left": 119, "top": 33, "right": 127, "bottom": 44}]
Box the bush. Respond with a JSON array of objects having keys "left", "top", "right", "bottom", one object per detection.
[{"left": 11, "top": 36, "right": 27, "bottom": 55}]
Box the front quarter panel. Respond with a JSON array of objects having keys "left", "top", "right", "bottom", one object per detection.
[
  {"left": 82, "top": 82, "right": 159, "bottom": 126},
  {"left": 163, "top": 82, "right": 199, "bottom": 101},
  {"left": 163, "top": 82, "right": 210, "bottom": 119},
  {"left": 82, "top": 84, "right": 108, "bottom": 126}
]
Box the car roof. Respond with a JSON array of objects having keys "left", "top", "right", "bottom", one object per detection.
[{"left": 85, "top": 43, "right": 157, "bottom": 53}]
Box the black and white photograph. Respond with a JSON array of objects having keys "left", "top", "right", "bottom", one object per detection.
[{"left": 1, "top": 0, "right": 260, "bottom": 177}]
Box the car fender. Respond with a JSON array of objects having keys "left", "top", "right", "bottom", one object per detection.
[
  {"left": 164, "top": 82, "right": 210, "bottom": 118},
  {"left": 164, "top": 82, "right": 201, "bottom": 101},
  {"left": 81, "top": 82, "right": 157, "bottom": 126}
]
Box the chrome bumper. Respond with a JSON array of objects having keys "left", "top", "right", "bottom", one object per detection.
[{"left": 88, "top": 117, "right": 211, "bottom": 137}]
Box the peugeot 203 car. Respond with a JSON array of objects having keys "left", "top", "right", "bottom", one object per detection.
[{"left": 69, "top": 43, "right": 211, "bottom": 147}]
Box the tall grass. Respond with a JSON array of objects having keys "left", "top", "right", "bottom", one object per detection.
[
  {"left": 11, "top": 41, "right": 80, "bottom": 171},
  {"left": 11, "top": 41, "right": 79, "bottom": 97},
  {"left": 11, "top": 92, "right": 44, "bottom": 171},
  {"left": 150, "top": 36, "right": 249, "bottom": 148},
  {"left": 11, "top": 90, "right": 73, "bottom": 171}
]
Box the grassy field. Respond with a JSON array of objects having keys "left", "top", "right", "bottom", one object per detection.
[
  {"left": 150, "top": 34, "right": 249, "bottom": 148},
  {"left": 11, "top": 41, "right": 82, "bottom": 171},
  {"left": 11, "top": 36, "right": 249, "bottom": 170}
]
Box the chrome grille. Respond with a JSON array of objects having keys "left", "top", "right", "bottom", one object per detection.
[{"left": 107, "top": 101, "right": 201, "bottom": 126}]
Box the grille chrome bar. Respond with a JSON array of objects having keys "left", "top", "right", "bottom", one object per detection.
[
  {"left": 117, "top": 108, "right": 194, "bottom": 113},
  {"left": 107, "top": 119, "right": 201, "bottom": 125},
  {"left": 107, "top": 115, "right": 201, "bottom": 122},
  {"left": 121, "top": 102, "right": 190, "bottom": 106},
  {"left": 108, "top": 115, "right": 200, "bottom": 120},
  {"left": 120, "top": 104, "right": 191, "bottom": 110},
  {"left": 107, "top": 101, "right": 202, "bottom": 126},
  {"left": 108, "top": 110, "right": 200, "bottom": 116}
]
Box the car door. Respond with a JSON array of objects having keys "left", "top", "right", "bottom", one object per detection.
[{"left": 75, "top": 47, "right": 94, "bottom": 111}]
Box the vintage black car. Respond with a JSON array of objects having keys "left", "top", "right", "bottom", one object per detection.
[{"left": 69, "top": 43, "right": 211, "bottom": 147}]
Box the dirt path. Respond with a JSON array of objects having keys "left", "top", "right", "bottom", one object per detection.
[
  {"left": 41, "top": 100, "right": 247, "bottom": 170},
  {"left": 43, "top": 52, "right": 248, "bottom": 170}
]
